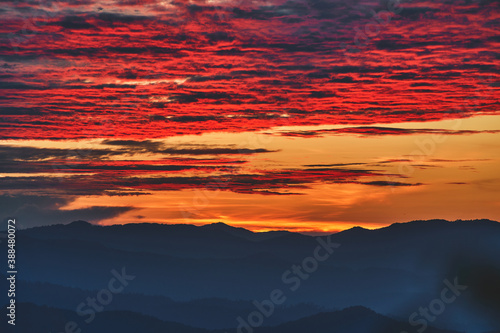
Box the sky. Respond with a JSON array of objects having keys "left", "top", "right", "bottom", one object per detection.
[{"left": 0, "top": 0, "right": 499, "bottom": 233}]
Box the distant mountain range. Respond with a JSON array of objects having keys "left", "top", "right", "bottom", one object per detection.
[
  {"left": 0, "top": 303, "right": 461, "bottom": 333},
  {"left": 1, "top": 219, "right": 499, "bottom": 333}
]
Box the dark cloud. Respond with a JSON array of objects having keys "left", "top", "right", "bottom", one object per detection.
[
  {"left": 388, "top": 73, "right": 419, "bottom": 80},
  {"left": 166, "top": 91, "right": 252, "bottom": 104},
  {"left": 362, "top": 181, "right": 423, "bottom": 187},
  {"left": 375, "top": 39, "right": 443, "bottom": 50},
  {"left": 95, "top": 12, "right": 152, "bottom": 24},
  {"left": 329, "top": 76, "right": 356, "bottom": 83},
  {"left": 0, "top": 81, "right": 48, "bottom": 90},
  {"left": 49, "top": 16, "right": 96, "bottom": 30},
  {"left": 273, "top": 126, "right": 500, "bottom": 138},
  {"left": 0, "top": 141, "right": 275, "bottom": 165},
  {"left": 117, "top": 167, "right": 383, "bottom": 195},
  {"left": 0, "top": 163, "right": 393, "bottom": 196},
  {"left": 0, "top": 146, "right": 119, "bottom": 162},
  {"left": 0, "top": 140, "right": 282, "bottom": 196},
  {"left": 101, "top": 139, "right": 164, "bottom": 150},
  {"left": 308, "top": 90, "right": 336, "bottom": 98},
  {"left": 157, "top": 148, "right": 276, "bottom": 155},
  {"left": 0, "top": 107, "right": 44, "bottom": 115},
  {"left": 204, "top": 31, "right": 234, "bottom": 42},
  {"left": 188, "top": 74, "right": 232, "bottom": 82},
  {"left": 0, "top": 195, "right": 133, "bottom": 229},
  {"left": 396, "top": 6, "right": 440, "bottom": 20},
  {"left": 102, "top": 139, "right": 278, "bottom": 155}
]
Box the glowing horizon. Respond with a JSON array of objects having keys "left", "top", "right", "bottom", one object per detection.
[
  {"left": 1, "top": 0, "right": 499, "bottom": 232},
  {"left": 2, "top": 115, "right": 499, "bottom": 232}
]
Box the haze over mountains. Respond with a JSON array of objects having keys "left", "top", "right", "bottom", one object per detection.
[
  {"left": 0, "top": 303, "right": 463, "bottom": 333},
  {"left": 1, "top": 219, "right": 499, "bottom": 333}
]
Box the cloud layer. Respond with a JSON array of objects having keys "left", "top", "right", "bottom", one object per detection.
[{"left": 0, "top": 0, "right": 498, "bottom": 139}]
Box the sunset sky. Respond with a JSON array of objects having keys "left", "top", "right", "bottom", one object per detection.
[{"left": 1, "top": 0, "right": 499, "bottom": 233}]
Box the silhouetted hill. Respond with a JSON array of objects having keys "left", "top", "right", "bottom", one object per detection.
[
  {"left": 2, "top": 219, "right": 499, "bottom": 332},
  {"left": 251, "top": 306, "right": 459, "bottom": 333},
  {"left": 0, "top": 303, "right": 206, "bottom": 333},
  {"left": 0, "top": 303, "right": 461, "bottom": 333},
  {"left": 19, "top": 220, "right": 315, "bottom": 260},
  {"left": 8, "top": 278, "right": 324, "bottom": 329}
]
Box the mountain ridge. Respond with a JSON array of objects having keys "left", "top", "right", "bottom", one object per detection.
[
  {"left": 18, "top": 218, "right": 500, "bottom": 236},
  {"left": 3, "top": 218, "right": 499, "bottom": 332},
  {"left": 0, "top": 303, "right": 463, "bottom": 333}
]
